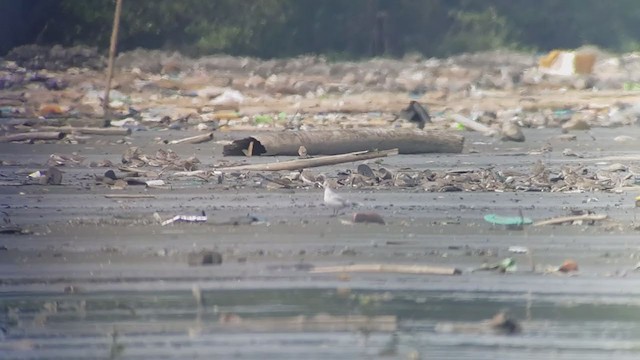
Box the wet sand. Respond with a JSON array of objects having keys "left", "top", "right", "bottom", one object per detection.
[{"left": 1, "top": 126, "right": 639, "bottom": 359}]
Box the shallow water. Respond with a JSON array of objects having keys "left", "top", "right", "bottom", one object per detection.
[{"left": 2, "top": 289, "right": 640, "bottom": 359}]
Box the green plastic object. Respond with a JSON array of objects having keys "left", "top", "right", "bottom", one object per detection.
[
  {"left": 499, "top": 258, "right": 517, "bottom": 272},
  {"left": 484, "top": 214, "right": 533, "bottom": 226}
]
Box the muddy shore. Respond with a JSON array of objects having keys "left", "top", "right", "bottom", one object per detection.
[{"left": 1, "top": 124, "right": 639, "bottom": 359}]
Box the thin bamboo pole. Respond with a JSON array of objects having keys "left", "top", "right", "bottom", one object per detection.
[{"left": 103, "top": 0, "right": 124, "bottom": 120}]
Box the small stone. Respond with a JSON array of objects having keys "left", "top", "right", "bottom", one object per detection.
[
  {"left": 558, "top": 259, "right": 578, "bottom": 273},
  {"left": 298, "top": 145, "right": 308, "bottom": 158},
  {"left": 352, "top": 212, "right": 385, "bottom": 224},
  {"left": 356, "top": 164, "right": 375, "bottom": 178},
  {"left": 188, "top": 250, "right": 223, "bottom": 266},
  {"left": 562, "top": 117, "right": 591, "bottom": 131},
  {"left": 377, "top": 167, "right": 393, "bottom": 180},
  {"left": 104, "top": 170, "right": 118, "bottom": 180},
  {"left": 614, "top": 135, "right": 635, "bottom": 143},
  {"left": 500, "top": 122, "right": 525, "bottom": 142}
]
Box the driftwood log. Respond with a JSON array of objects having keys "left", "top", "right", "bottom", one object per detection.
[
  {"left": 0, "top": 132, "right": 65, "bottom": 143},
  {"left": 223, "top": 129, "right": 464, "bottom": 156}
]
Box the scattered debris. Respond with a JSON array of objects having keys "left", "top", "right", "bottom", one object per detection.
[
  {"left": 508, "top": 246, "right": 529, "bottom": 254},
  {"left": 476, "top": 258, "right": 517, "bottom": 273},
  {"left": 161, "top": 211, "right": 207, "bottom": 226},
  {"left": 144, "top": 179, "right": 165, "bottom": 188},
  {"left": 213, "top": 214, "right": 269, "bottom": 226},
  {"left": 435, "top": 310, "right": 522, "bottom": 335},
  {"left": 28, "top": 167, "right": 63, "bottom": 185},
  {"left": 121, "top": 147, "right": 200, "bottom": 171},
  {"left": 46, "top": 153, "right": 86, "bottom": 167}
]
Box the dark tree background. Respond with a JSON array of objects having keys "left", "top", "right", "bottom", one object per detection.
[{"left": 1, "top": 0, "right": 640, "bottom": 58}]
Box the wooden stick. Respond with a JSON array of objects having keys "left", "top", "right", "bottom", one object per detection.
[
  {"left": 170, "top": 170, "right": 209, "bottom": 177},
  {"left": 0, "top": 132, "right": 65, "bottom": 143},
  {"left": 450, "top": 114, "right": 497, "bottom": 136},
  {"left": 246, "top": 140, "right": 254, "bottom": 157},
  {"left": 33, "top": 126, "right": 131, "bottom": 136},
  {"left": 217, "top": 148, "right": 398, "bottom": 172},
  {"left": 104, "top": 194, "right": 156, "bottom": 199},
  {"left": 533, "top": 213, "right": 608, "bottom": 226},
  {"left": 103, "top": 0, "right": 123, "bottom": 119},
  {"left": 168, "top": 132, "right": 214, "bottom": 144},
  {"left": 311, "top": 263, "right": 461, "bottom": 275}
]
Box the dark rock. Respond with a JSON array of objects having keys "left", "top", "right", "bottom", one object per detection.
[
  {"left": 188, "top": 250, "right": 223, "bottom": 266},
  {"left": 356, "top": 164, "right": 375, "bottom": 178},
  {"left": 501, "top": 122, "right": 525, "bottom": 142},
  {"left": 353, "top": 212, "right": 385, "bottom": 224},
  {"left": 104, "top": 170, "right": 118, "bottom": 180}
]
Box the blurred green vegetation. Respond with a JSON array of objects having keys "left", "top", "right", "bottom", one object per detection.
[{"left": 4, "top": 0, "right": 640, "bottom": 58}]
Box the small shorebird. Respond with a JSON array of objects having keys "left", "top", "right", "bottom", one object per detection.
[{"left": 321, "top": 180, "right": 357, "bottom": 216}]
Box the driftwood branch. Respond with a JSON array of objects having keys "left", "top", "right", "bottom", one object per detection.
[
  {"left": 0, "top": 132, "right": 65, "bottom": 143},
  {"left": 311, "top": 263, "right": 462, "bottom": 275},
  {"left": 217, "top": 148, "right": 398, "bottom": 172},
  {"left": 33, "top": 126, "right": 131, "bottom": 136},
  {"left": 168, "top": 132, "right": 214, "bottom": 144},
  {"left": 533, "top": 213, "right": 608, "bottom": 226}
]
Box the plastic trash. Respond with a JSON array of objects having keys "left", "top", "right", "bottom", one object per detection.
[
  {"left": 484, "top": 214, "right": 533, "bottom": 229},
  {"left": 161, "top": 211, "right": 207, "bottom": 226}
]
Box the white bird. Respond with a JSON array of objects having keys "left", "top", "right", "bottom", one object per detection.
[{"left": 322, "top": 180, "right": 356, "bottom": 216}]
